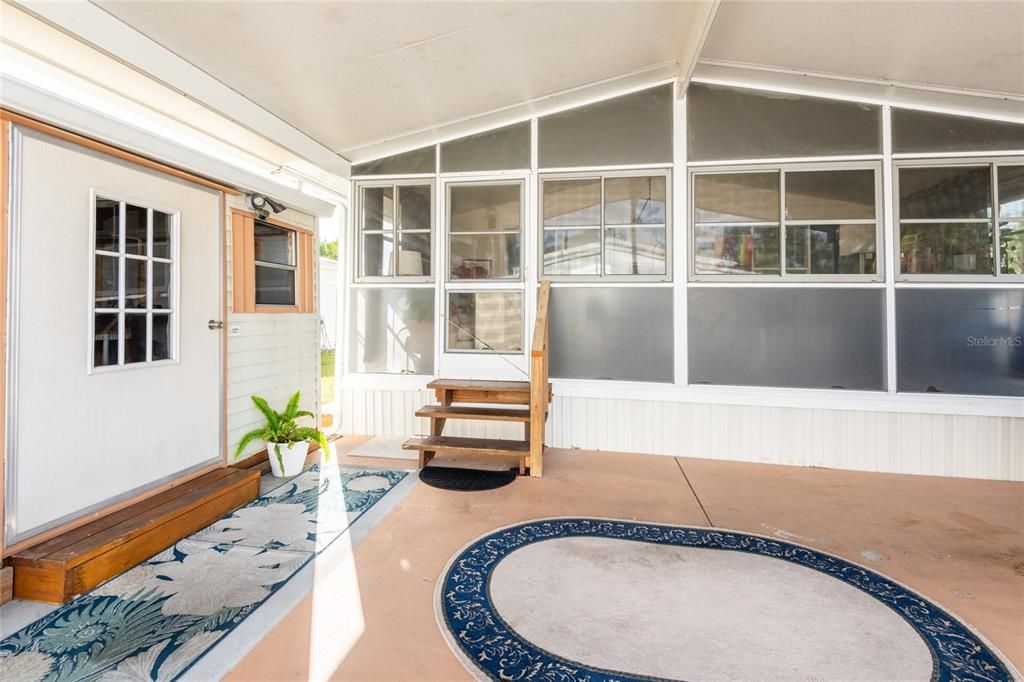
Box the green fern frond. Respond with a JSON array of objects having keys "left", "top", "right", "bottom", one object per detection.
[
  {"left": 251, "top": 395, "right": 280, "bottom": 430},
  {"left": 233, "top": 428, "right": 268, "bottom": 460},
  {"left": 294, "top": 410, "right": 315, "bottom": 420},
  {"left": 284, "top": 391, "right": 301, "bottom": 420}
]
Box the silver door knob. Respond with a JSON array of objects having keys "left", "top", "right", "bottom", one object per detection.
[{"left": 208, "top": 320, "right": 224, "bottom": 330}]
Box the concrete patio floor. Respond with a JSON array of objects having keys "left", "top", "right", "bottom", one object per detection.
[{"left": 227, "top": 437, "right": 1024, "bottom": 681}]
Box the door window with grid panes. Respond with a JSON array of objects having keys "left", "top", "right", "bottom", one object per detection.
[{"left": 92, "top": 196, "right": 176, "bottom": 369}]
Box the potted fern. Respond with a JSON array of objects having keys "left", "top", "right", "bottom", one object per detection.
[{"left": 233, "top": 391, "right": 330, "bottom": 477}]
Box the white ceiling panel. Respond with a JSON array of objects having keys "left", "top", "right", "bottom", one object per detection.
[
  {"left": 703, "top": 1, "right": 1024, "bottom": 98},
  {"left": 93, "top": 1, "right": 710, "bottom": 157}
]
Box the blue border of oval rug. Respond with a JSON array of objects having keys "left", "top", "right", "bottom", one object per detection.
[{"left": 438, "top": 518, "right": 1016, "bottom": 682}]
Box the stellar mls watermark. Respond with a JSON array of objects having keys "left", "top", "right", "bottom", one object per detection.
[{"left": 965, "top": 335, "right": 1023, "bottom": 347}]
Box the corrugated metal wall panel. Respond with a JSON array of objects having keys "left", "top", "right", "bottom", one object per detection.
[{"left": 340, "top": 388, "right": 1024, "bottom": 481}]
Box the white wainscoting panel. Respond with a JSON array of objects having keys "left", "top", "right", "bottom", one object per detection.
[
  {"left": 341, "top": 388, "right": 1024, "bottom": 481},
  {"left": 227, "top": 313, "right": 320, "bottom": 458}
]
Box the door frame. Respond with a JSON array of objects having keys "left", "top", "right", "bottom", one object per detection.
[
  {"left": 436, "top": 172, "right": 533, "bottom": 380},
  {"left": 0, "top": 110, "right": 232, "bottom": 557}
]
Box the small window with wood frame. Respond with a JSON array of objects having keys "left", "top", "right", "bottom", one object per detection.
[{"left": 230, "top": 209, "right": 314, "bottom": 313}]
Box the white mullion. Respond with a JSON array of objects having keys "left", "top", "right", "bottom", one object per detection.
[
  {"left": 117, "top": 200, "right": 126, "bottom": 366},
  {"left": 779, "top": 170, "right": 788, "bottom": 277},
  {"left": 882, "top": 106, "right": 898, "bottom": 393},
  {"left": 599, "top": 177, "right": 607, "bottom": 275},
  {"left": 146, "top": 208, "right": 153, "bottom": 363},
  {"left": 992, "top": 164, "right": 1002, "bottom": 277}
]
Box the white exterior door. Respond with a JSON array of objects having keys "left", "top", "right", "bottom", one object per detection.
[
  {"left": 5, "top": 127, "right": 222, "bottom": 545},
  {"left": 438, "top": 176, "right": 531, "bottom": 380}
]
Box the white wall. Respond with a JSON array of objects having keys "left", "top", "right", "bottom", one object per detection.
[
  {"left": 319, "top": 256, "right": 338, "bottom": 349},
  {"left": 225, "top": 195, "right": 321, "bottom": 459},
  {"left": 340, "top": 386, "right": 1024, "bottom": 481}
]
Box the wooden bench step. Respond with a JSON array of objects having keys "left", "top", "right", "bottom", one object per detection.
[
  {"left": 402, "top": 435, "right": 529, "bottom": 457},
  {"left": 416, "top": 405, "right": 531, "bottom": 422},
  {"left": 427, "top": 378, "right": 550, "bottom": 406},
  {"left": 10, "top": 467, "right": 260, "bottom": 603},
  {"left": 426, "top": 378, "right": 530, "bottom": 392}
]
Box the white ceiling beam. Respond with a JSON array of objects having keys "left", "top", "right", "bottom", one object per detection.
[
  {"left": 692, "top": 60, "right": 1024, "bottom": 124},
  {"left": 674, "top": 0, "right": 721, "bottom": 98},
  {"left": 12, "top": 0, "right": 352, "bottom": 177}
]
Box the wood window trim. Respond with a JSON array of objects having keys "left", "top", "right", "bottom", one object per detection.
[{"left": 230, "top": 209, "right": 315, "bottom": 314}]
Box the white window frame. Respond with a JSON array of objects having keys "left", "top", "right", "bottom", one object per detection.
[
  {"left": 538, "top": 168, "right": 672, "bottom": 282},
  {"left": 253, "top": 219, "right": 298, "bottom": 307},
  {"left": 353, "top": 179, "right": 435, "bottom": 284},
  {"left": 688, "top": 161, "right": 885, "bottom": 283},
  {"left": 443, "top": 178, "right": 527, "bottom": 356},
  {"left": 893, "top": 157, "right": 1024, "bottom": 282},
  {"left": 88, "top": 190, "right": 179, "bottom": 373}
]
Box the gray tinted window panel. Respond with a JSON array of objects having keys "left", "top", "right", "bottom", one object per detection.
[
  {"left": 688, "top": 288, "right": 885, "bottom": 390},
  {"left": 896, "top": 289, "right": 1023, "bottom": 396},
  {"left": 549, "top": 288, "right": 673, "bottom": 382},
  {"left": 687, "top": 84, "right": 882, "bottom": 161},
  {"left": 538, "top": 85, "right": 672, "bottom": 168},
  {"left": 352, "top": 146, "right": 436, "bottom": 175},
  {"left": 351, "top": 288, "right": 435, "bottom": 373},
  {"left": 785, "top": 169, "right": 876, "bottom": 221},
  {"left": 441, "top": 122, "right": 531, "bottom": 172},
  {"left": 893, "top": 109, "right": 1024, "bottom": 154},
  {"left": 898, "top": 166, "right": 991, "bottom": 219}
]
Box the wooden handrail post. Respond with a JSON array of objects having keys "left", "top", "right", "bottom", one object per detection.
[{"left": 529, "top": 281, "right": 551, "bottom": 477}]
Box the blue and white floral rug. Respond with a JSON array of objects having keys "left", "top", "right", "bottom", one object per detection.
[
  {"left": 438, "top": 518, "right": 1019, "bottom": 682},
  {"left": 0, "top": 464, "right": 407, "bottom": 681}
]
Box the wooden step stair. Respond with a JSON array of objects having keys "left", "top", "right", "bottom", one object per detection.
[
  {"left": 415, "top": 405, "right": 531, "bottom": 422},
  {"left": 426, "top": 378, "right": 538, "bottom": 405},
  {"left": 10, "top": 467, "right": 260, "bottom": 603},
  {"left": 403, "top": 435, "right": 529, "bottom": 472}
]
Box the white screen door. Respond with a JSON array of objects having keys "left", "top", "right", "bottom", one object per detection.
[
  {"left": 439, "top": 178, "right": 529, "bottom": 380},
  {"left": 5, "top": 127, "right": 222, "bottom": 544}
]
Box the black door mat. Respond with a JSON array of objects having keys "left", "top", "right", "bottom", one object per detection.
[{"left": 419, "top": 465, "right": 517, "bottom": 491}]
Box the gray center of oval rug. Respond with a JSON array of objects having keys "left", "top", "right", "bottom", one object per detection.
[{"left": 488, "top": 536, "right": 933, "bottom": 681}]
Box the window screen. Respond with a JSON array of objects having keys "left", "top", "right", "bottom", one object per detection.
[
  {"left": 686, "top": 83, "right": 882, "bottom": 161},
  {"left": 892, "top": 109, "right": 1024, "bottom": 154},
  {"left": 549, "top": 287, "right": 673, "bottom": 382},
  {"left": 441, "top": 122, "right": 531, "bottom": 172},
  {"left": 350, "top": 288, "right": 435, "bottom": 374},
  {"left": 688, "top": 288, "right": 886, "bottom": 390},
  {"left": 896, "top": 288, "right": 1023, "bottom": 396},
  {"left": 254, "top": 221, "right": 296, "bottom": 305},
  {"left": 538, "top": 85, "right": 673, "bottom": 168},
  {"left": 352, "top": 146, "right": 436, "bottom": 176}
]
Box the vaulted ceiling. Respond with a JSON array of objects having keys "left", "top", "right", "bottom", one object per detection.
[
  {"left": 702, "top": 1, "right": 1024, "bottom": 97},
  {"left": 92, "top": 1, "right": 713, "bottom": 160}
]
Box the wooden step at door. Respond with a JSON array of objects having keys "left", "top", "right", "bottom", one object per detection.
[
  {"left": 416, "top": 405, "right": 531, "bottom": 422},
  {"left": 10, "top": 467, "right": 260, "bottom": 603},
  {"left": 427, "top": 378, "right": 532, "bottom": 405},
  {"left": 403, "top": 435, "right": 529, "bottom": 471}
]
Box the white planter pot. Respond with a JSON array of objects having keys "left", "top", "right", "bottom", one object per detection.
[{"left": 267, "top": 441, "right": 309, "bottom": 477}]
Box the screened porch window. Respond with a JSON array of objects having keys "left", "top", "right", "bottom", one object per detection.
[
  {"left": 92, "top": 196, "right": 175, "bottom": 369},
  {"left": 691, "top": 166, "right": 880, "bottom": 279},
  {"left": 897, "top": 163, "right": 1023, "bottom": 278},
  {"left": 358, "top": 182, "right": 433, "bottom": 279},
  {"left": 541, "top": 173, "right": 668, "bottom": 278}
]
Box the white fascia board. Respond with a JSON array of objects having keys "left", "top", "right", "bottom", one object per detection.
[
  {"left": 13, "top": 0, "right": 352, "bottom": 178},
  {"left": 1, "top": 75, "right": 336, "bottom": 217},
  {"left": 343, "top": 62, "right": 680, "bottom": 164},
  {"left": 692, "top": 60, "right": 1024, "bottom": 123}
]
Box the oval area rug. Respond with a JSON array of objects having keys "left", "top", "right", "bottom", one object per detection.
[{"left": 436, "top": 518, "right": 1018, "bottom": 682}]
